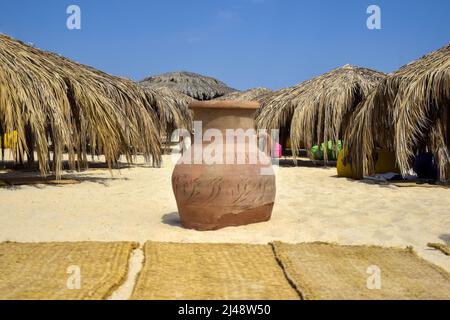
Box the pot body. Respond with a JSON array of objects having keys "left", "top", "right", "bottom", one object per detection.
[{"left": 171, "top": 101, "right": 276, "bottom": 230}]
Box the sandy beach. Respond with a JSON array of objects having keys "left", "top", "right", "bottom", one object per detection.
[{"left": 1, "top": 154, "right": 449, "bottom": 276}]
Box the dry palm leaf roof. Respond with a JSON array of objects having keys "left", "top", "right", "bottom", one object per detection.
[
  {"left": 345, "top": 44, "right": 450, "bottom": 180},
  {"left": 256, "top": 65, "right": 386, "bottom": 161},
  {"left": 214, "top": 87, "right": 272, "bottom": 102},
  {"left": 139, "top": 71, "right": 236, "bottom": 100},
  {"left": 0, "top": 33, "right": 170, "bottom": 177},
  {"left": 143, "top": 86, "right": 194, "bottom": 143}
]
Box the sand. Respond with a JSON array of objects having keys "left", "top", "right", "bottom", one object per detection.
[{"left": 1, "top": 154, "right": 449, "bottom": 298}]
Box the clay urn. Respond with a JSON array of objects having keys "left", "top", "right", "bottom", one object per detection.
[{"left": 171, "top": 100, "right": 276, "bottom": 230}]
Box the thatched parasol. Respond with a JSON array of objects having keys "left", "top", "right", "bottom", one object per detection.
[
  {"left": 142, "top": 86, "right": 194, "bottom": 148},
  {"left": 256, "top": 65, "right": 386, "bottom": 161},
  {"left": 214, "top": 87, "right": 272, "bottom": 102},
  {"left": 345, "top": 44, "right": 450, "bottom": 180},
  {"left": 139, "top": 71, "right": 236, "bottom": 100},
  {"left": 0, "top": 33, "right": 166, "bottom": 177}
]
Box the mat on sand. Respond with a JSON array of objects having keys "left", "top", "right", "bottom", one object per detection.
[
  {"left": 0, "top": 241, "right": 137, "bottom": 299},
  {"left": 428, "top": 243, "right": 450, "bottom": 256},
  {"left": 272, "top": 242, "right": 450, "bottom": 300},
  {"left": 131, "top": 242, "right": 300, "bottom": 300}
]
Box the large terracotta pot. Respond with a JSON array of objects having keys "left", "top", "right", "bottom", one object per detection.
[{"left": 172, "top": 100, "right": 276, "bottom": 230}]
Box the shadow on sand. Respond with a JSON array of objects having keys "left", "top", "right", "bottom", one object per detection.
[
  {"left": 439, "top": 234, "right": 450, "bottom": 245},
  {"left": 329, "top": 175, "right": 399, "bottom": 189},
  {"left": 0, "top": 159, "right": 157, "bottom": 171},
  {"left": 278, "top": 158, "right": 336, "bottom": 169},
  {"left": 0, "top": 162, "right": 133, "bottom": 188},
  {"left": 161, "top": 212, "right": 183, "bottom": 228}
]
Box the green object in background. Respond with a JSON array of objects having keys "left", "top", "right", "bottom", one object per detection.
[{"left": 310, "top": 140, "right": 342, "bottom": 161}]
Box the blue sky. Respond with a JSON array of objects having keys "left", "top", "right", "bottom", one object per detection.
[{"left": 0, "top": 0, "right": 449, "bottom": 90}]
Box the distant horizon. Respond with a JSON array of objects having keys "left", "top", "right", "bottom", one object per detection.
[{"left": 1, "top": 0, "right": 449, "bottom": 90}]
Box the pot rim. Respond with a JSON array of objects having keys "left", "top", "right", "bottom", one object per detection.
[{"left": 189, "top": 100, "right": 260, "bottom": 110}]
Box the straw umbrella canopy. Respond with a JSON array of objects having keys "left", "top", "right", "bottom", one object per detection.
[
  {"left": 142, "top": 86, "right": 194, "bottom": 145},
  {"left": 256, "top": 65, "right": 386, "bottom": 161},
  {"left": 215, "top": 87, "right": 272, "bottom": 102},
  {"left": 0, "top": 33, "right": 165, "bottom": 177},
  {"left": 139, "top": 71, "right": 236, "bottom": 100},
  {"left": 345, "top": 44, "right": 450, "bottom": 180}
]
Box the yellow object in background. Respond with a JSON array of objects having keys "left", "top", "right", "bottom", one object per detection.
[
  {"left": 3, "top": 130, "right": 17, "bottom": 149},
  {"left": 286, "top": 137, "right": 291, "bottom": 149},
  {"left": 337, "top": 150, "right": 359, "bottom": 179},
  {"left": 375, "top": 149, "right": 400, "bottom": 174},
  {"left": 337, "top": 148, "right": 400, "bottom": 179}
]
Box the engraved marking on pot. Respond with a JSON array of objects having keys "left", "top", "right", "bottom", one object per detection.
[
  {"left": 186, "top": 178, "right": 202, "bottom": 202},
  {"left": 174, "top": 175, "right": 189, "bottom": 199},
  {"left": 173, "top": 175, "right": 200, "bottom": 202},
  {"left": 206, "top": 177, "right": 223, "bottom": 202},
  {"left": 232, "top": 178, "right": 252, "bottom": 205},
  {"left": 253, "top": 179, "right": 270, "bottom": 204},
  {"left": 180, "top": 176, "right": 224, "bottom": 204}
]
